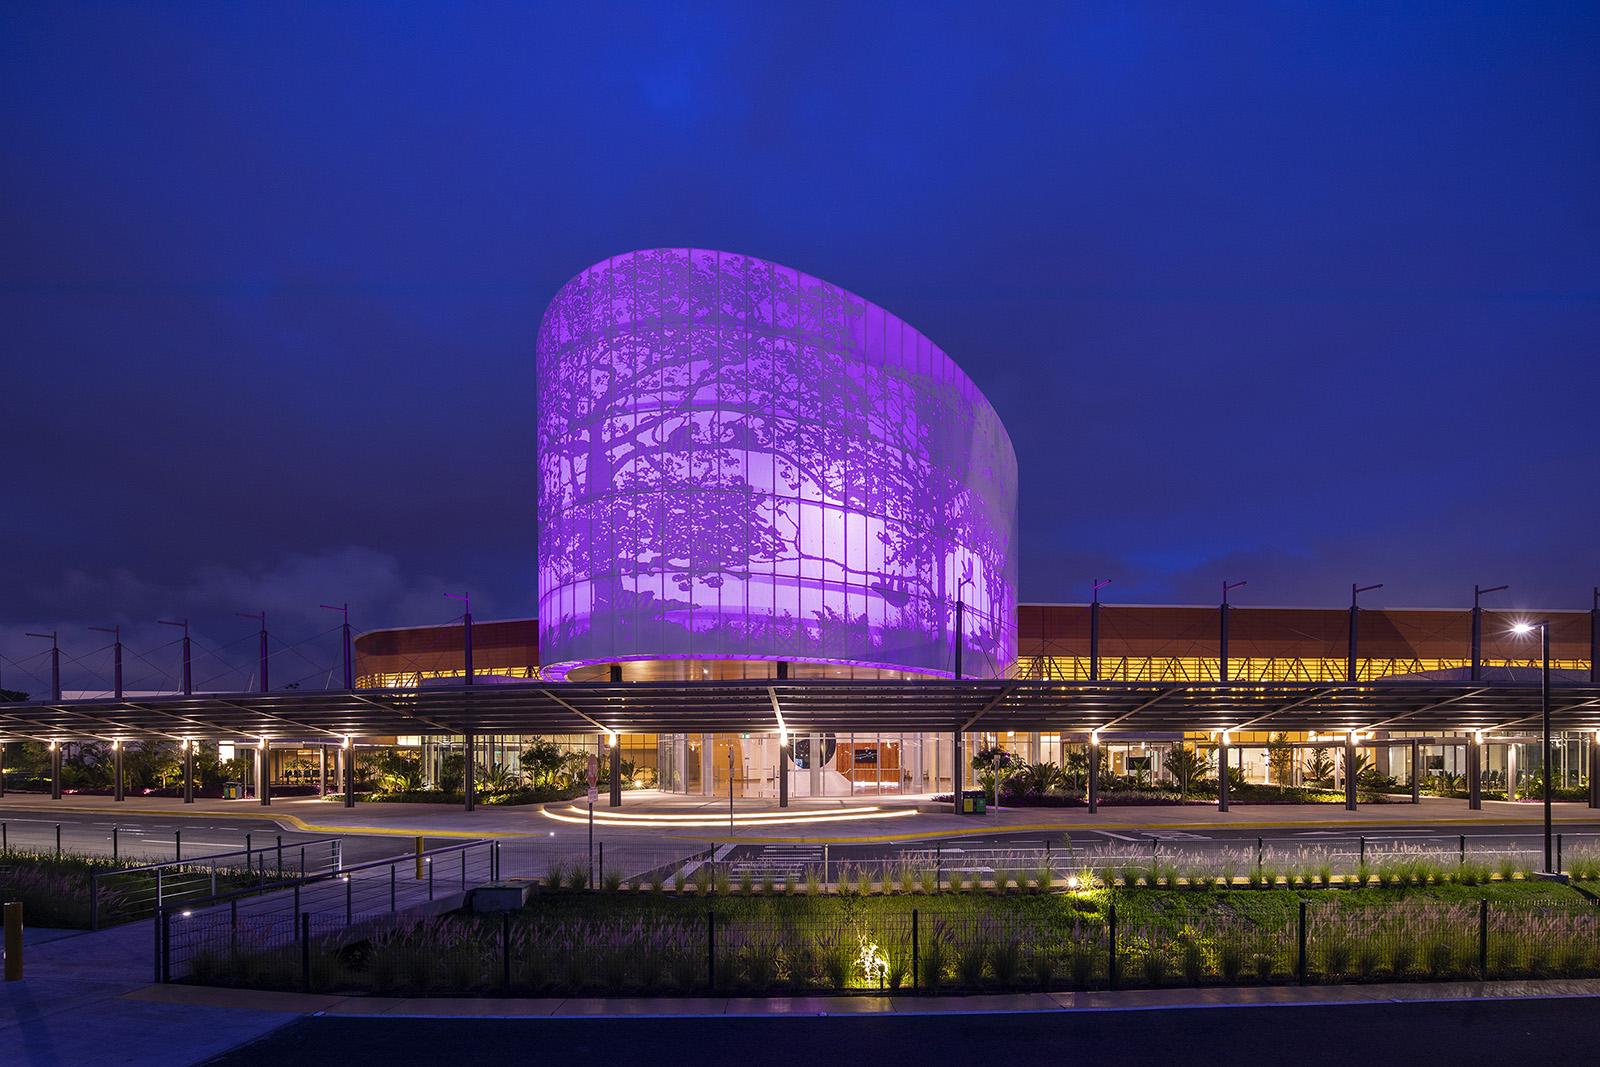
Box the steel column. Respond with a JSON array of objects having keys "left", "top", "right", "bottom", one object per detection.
[
  {"left": 1344, "top": 734, "right": 1358, "bottom": 811},
  {"left": 183, "top": 743, "right": 194, "bottom": 804},
  {"left": 1589, "top": 733, "right": 1600, "bottom": 810},
  {"left": 463, "top": 730, "right": 476, "bottom": 812},
  {"left": 258, "top": 742, "right": 271, "bottom": 806},
  {"left": 113, "top": 743, "right": 125, "bottom": 802},
  {"left": 1087, "top": 735, "right": 1099, "bottom": 814},
  {"left": 1467, "top": 735, "right": 1482, "bottom": 811},
  {"left": 1411, "top": 738, "right": 1421, "bottom": 804},
  {"left": 1217, "top": 735, "right": 1230, "bottom": 813}
]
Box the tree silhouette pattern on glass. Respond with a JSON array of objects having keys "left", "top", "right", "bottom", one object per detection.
[{"left": 537, "top": 249, "right": 1017, "bottom": 679}]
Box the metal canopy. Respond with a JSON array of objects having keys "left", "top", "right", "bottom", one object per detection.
[{"left": 2, "top": 679, "right": 1599, "bottom": 744}]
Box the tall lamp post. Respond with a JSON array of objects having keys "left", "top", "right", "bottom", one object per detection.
[
  {"left": 1513, "top": 620, "right": 1554, "bottom": 875},
  {"left": 1471, "top": 584, "right": 1509, "bottom": 681}
]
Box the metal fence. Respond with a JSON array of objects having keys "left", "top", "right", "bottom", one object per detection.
[
  {"left": 89, "top": 837, "right": 344, "bottom": 930},
  {"left": 717, "top": 831, "right": 1600, "bottom": 888},
  {"left": 157, "top": 838, "right": 499, "bottom": 981},
  {"left": 156, "top": 893, "right": 1600, "bottom": 996}
]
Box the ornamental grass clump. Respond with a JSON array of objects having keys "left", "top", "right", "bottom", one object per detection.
[
  {"left": 898, "top": 865, "right": 915, "bottom": 895},
  {"left": 713, "top": 866, "right": 732, "bottom": 896},
  {"left": 759, "top": 871, "right": 775, "bottom": 895},
  {"left": 804, "top": 866, "right": 822, "bottom": 896},
  {"left": 544, "top": 860, "right": 564, "bottom": 892},
  {"left": 918, "top": 867, "right": 938, "bottom": 895},
  {"left": 602, "top": 868, "right": 623, "bottom": 893},
  {"left": 692, "top": 864, "right": 713, "bottom": 895},
  {"left": 738, "top": 868, "right": 754, "bottom": 895},
  {"left": 673, "top": 867, "right": 688, "bottom": 894}
]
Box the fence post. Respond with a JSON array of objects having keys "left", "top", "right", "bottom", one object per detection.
[
  {"left": 300, "top": 912, "right": 310, "bottom": 993},
  {"left": 912, "top": 908, "right": 919, "bottom": 990},
  {"left": 333, "top": 839, "right": 341, "bottom": 874},
  {"left": 156, "top": 867, "right": 163, "bottom": 908},
  {"left": 246, "top": 833, "right": 252, "bottom": 873},
  {"left": 429, "top": 858, "right": 435, "bottom": 900},
  {"left": 89, "top": 872, "right": 99, "bottom": 931},
  {"left": 211, "top": 860, "right": 217, "bottom": 897},
  {"left": 391, "top": 863, "right": 397, "bottom": 911},
  {"left": 1479, "top": 898, "right": 1489, "bottom": 977},
  {"left": 112, "top": 826, "right": 117, "bottom": 860},
  {"left": 936, "top": 842, "right": 942, "bottom": 887},
  {"left": 3, "top": 901, "right": 20, "bottom": 982},
  {"left": 161, "top": 909, "right": 171, "bottom": 983},
  {"left": 1, "top": 822, "right": 6, "bottom": 853},
  {"left": 501, "top": 912, "right": 511, "bottom": 995},
  {"left": 1297, "top": 900, "right": 1307, "bottom": 985},
  {"left": 300, "top": 846, "right": 305, "bottom": 876},
  {"left": 55, "top": 824, "right": 60, "bottom": 859},
  {"left": 1558, "top": 833, "right": 1563, "bottom": 874},
  {"left": 1460, "top": 835, "right": 1465, "bottom": 864},
  {"left": 1359, "top": 836, "right": 1365, "bottom": 864},
  {"left": 276, "top": 835, "right": 282, "bottom": 875},
  {"left": 461, "top": 848, "right": 467, "bottom": 890},
  {"left": 707, "top": 910, "right": 716, "bottom": 992},
  {"left": 346, "top": 876, "right": 353, "bottom": 926},
  {"left": 415, "top": 837, "right": 425, "bottom": 880},
  {"left": 1108, "top": 903, "right": 1117, "bottom": 990},
  {"left": 1257, "top": 837, "right": 1263, "bottom": 874},
  {"left": 175, "top": 829, "right": 181, "bottom": 862}
]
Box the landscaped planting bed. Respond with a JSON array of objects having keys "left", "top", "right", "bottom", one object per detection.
[{"left": 166, "top": 851, "right": 1600, "bottom": 996}]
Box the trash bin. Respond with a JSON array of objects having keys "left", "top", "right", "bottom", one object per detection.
[
  {"left": 960, "top": 789, "right": 987, "bottom": 815},
  {"left": 223, "top": 781, "right": 242, "bottom": 800}
]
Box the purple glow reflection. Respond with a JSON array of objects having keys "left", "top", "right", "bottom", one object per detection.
[{"left": 536, "top": 249, "right": 1018, "bottom": 679}]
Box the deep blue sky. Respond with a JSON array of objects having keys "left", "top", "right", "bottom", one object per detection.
[{"left": 3, "top": 2, "right": 1597, "bottom": 694}]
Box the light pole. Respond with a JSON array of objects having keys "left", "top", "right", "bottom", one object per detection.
[
  {"left": 1348, "top": 583, "right": 1383, "bottom": 682},
  {"left": 89, "top": 625, "right": 122, "bottom": 699},
  {"left": 1513, "top": 621, "right": 1554, "bottom": 875},
  {"left": 236, "top": 611, "right": 268, "bottom": 692},
  {"left": 158, "top": 619, "right": 192, "bottom": 695},
  {"left": 1219, "top": 581, "right": 1246, "bottom": 682},
  {"left": 1090, "top": 579, "right": 1110, "bottom": 681},
  {"left": 1471, "top": 584, "right": 1509, "bottom": 681},
  {"left": 321, "top": 603, "right": 352, "bottom": 689}
]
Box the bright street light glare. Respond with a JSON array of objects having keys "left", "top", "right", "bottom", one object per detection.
[{"left": 1512, "top": 623, "right": 1533, "bottom": 634}]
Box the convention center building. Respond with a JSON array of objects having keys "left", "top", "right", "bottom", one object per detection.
[{"left": 351, "top": 248, "right": 1599, "bottom": 800}]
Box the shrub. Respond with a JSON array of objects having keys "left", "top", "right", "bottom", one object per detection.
[
  {"left": 738, "top": 868, "right": 754, "bottom": 895},
  {"left": 990, "top": 941, "right": 1022, "bottom": 985},
  {"left": 692, "top": 865, "right": 713, "bottom": 895},
  {"left": 918, "top": 868, "right": 939, "bottom": 895},
  {"left": 544, "top": 860, "right": 564, "bottom": 892},
  {"left": 713, "top": 867, "right": 732, "bottom": 896},
  {"left": 956, "top": 944, "right": 988, "bottom": 987},
  {"left": 602, "top": 868, "right": 623, "bottom": 893}
]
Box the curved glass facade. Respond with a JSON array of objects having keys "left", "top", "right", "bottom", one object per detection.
[{"left": 536, "top": 248, "right": 1018, "bottom": 680}]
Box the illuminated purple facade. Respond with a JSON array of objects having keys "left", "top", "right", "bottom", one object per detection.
[{"left": 536, "top": 249, "right": 1017, "bottom": 681}]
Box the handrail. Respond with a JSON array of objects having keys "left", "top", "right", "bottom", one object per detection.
[
  {"left": 90, "top": 837, "right": 345, "bottom": 930},
  {"left": 91, "top": 837, "right": 344, "bottom": 878},
  {"left": 159, "top": 837, "right": 495, "bottom": 914},
  {"left": 155, "top": 837, "right": 500, "bottom": 982}
]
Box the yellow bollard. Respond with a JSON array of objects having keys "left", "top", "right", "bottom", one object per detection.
[
  {"left": 4, "top": 901, "right": 21, "bottom": 981},
  {"left": 415, "top": 836, "right": 424, "bottom": 880}
]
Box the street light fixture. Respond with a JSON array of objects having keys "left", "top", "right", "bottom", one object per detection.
[{"left": 1512, "top": 621, "right": 1555, "bottom": 875}]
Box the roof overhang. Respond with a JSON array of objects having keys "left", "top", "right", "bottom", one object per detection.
[{"left": 2, "top": 679, "right": 1598, "bottom": 743}]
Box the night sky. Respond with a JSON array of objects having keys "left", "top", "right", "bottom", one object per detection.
[{"left": 3, "top": 3, "right": 1597, "bottom": 696}]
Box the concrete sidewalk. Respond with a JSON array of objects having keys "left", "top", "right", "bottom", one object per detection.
[
  {"left": 1, "top": 789, "right": 1594, "bottom": 844},
  {"left": 118, "top": 974, "right": 1600, "bottom": 1018}
]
